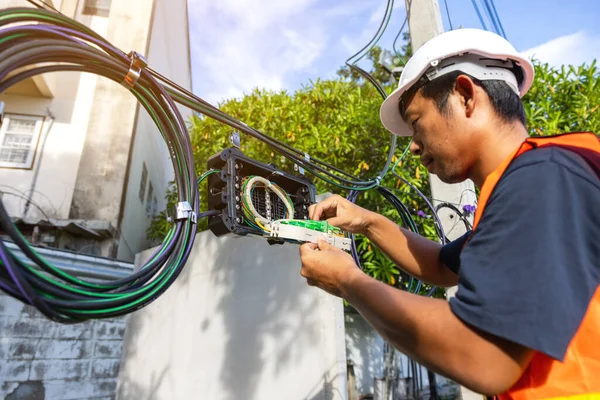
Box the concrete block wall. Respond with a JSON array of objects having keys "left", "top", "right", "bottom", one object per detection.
[{"left": 0, "top": 294, "right": 126, "bottom": 400}]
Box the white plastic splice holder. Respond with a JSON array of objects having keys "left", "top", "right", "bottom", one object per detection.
[{"left": 269, "top": 221, "right": 352, "bottom": 251}]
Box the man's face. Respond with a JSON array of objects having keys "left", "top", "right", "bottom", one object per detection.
[{"left": 403, "top": 90, "right": 473, "bottom": 184}]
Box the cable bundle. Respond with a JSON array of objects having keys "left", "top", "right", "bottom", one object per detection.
[
  {"left": 0, "top": 8, "right": 199, "bottom": 322},
  {"left": 240, "top": 176, "right": 295, "bottom": 233}
]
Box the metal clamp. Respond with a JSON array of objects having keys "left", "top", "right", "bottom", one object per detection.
[
  {"left": 121, "top": 51, "right": 148, "bottom": 89},
  {"left": 229, "top": 130, "right": 241, "bottom": 148},
  {"left": 299, "top": 153, "right": 310, "bottom": 175},
  {"left": 168, "top": 201, "right": 197, "bottom": 224}
]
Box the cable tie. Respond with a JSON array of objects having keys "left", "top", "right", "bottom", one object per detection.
[
  {"left": 173, "top": 201, "right": 197, "bottom": 224},
  {"left": 375, "top": 176, "right": 382, "bottom": 187},
  {"left": 121, "top": 51, "right": 148, "bottom": 89}
]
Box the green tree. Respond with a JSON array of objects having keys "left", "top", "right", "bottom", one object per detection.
[{"left": 524, "top": 60, "right": 600, "bottom": 135}]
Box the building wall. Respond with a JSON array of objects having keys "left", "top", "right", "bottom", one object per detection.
[
  {"left": 117, "top": 0, "right": 193, "bottom": 260},
  {"left": 117, "top": 231, "right": 348, "bottom": 400},
  {"left": 0, "top": 0, "right": 109, "bottom": 222},
  {"left": 68, "top": 0, "right": 155, "bottom": 227}
]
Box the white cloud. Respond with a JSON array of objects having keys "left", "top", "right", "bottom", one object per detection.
[
  {"left": 188, "top": 0, "right": 368, "bottom": 105},
  {"left": 522, "top": 31, "right": 600, "bottom": 68}
]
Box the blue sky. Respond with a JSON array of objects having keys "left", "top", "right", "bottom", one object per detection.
[{"left": 187, "top": 0, "right": 600, "bottom": 105}]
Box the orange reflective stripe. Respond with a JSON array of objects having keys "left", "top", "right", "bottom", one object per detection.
[
  {"left": 472, "top": 144, "right": 523, "bottom": 231},
  {"left": 469, "top": 132, "right": 600, "bottom": 399},
  {"left": 473, "top": 132, "right": 600, "bottom": 232}
]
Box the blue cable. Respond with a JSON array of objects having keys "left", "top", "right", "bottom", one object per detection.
[
  {"left": 482, "top": 0, "right": 502, "bottom": 36},
  {"left": 488, "top": 0, "right": 507, "bottom": 38},
  {"left": 470, "top": 0, "right": 489, "bottom": 31},
  {"left": 481, "top": 0, "right": 500, "bottom": 34}
]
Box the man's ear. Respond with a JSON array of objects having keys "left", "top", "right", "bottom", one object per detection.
[{"left": 455, "top": 75, "right": 478, "bottom": 118}]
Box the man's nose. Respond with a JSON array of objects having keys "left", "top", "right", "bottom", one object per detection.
[{"left": 409, "top": 139, "right": 421, "bottom": 156}]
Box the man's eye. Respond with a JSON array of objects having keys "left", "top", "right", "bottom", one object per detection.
[
  {"left": 411, "top": 118, "right": 420, "bottom": 130},
  {"left": 411, "top": 118, "right": 420, "bottom": 133}
]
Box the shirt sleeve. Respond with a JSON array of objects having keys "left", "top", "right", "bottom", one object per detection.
[
  {"left": 439, "top": 231, "right": 471, "bottom": 274},
  {"left": 449, "top": 148, "right": 600, "bottom": 361}
]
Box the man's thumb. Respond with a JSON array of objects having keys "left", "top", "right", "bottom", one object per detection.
[{"left": 317, "top": 238, "right": 332, "bottom": 250}]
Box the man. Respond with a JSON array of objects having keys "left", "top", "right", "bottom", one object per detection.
[{"left": 299, "top": 28, "right": 600, "bottom": 398}]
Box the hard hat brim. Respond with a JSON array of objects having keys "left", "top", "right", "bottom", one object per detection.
[{"left": 380, "top": 84, "right": 415, "bottom": 137}]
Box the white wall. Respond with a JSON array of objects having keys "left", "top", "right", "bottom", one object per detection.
[
  {"left": 117, "top": 0, "right": 193, "bottom": 260},
  {"left": 117, "top": 231, "right": 348, "bottom": 400},
  {"left": 0, "top": 0, "right": 112, "bottom": 222},
  {"left": 0, "top": 72, "right": 100, "bottom": 221}
]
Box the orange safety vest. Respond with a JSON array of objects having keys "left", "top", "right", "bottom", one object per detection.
[{"left": 470, "top": 132, "right": 600, "bottom": 400}]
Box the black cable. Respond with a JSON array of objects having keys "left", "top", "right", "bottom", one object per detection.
[
  {"left": 443, "top": 0, "right": 454, "bottom": 30},
  {"left": 392, "top": 0, "right": 411, "bottom": 59},
  {"left": 0, "top": 191, "right": 53, "bottom": 223},
  {"left": 434, "top": 202, "right": 472, "bottom": 232},
  {"left": 347, "top": 186, "right": 440, "bottom": 296}
]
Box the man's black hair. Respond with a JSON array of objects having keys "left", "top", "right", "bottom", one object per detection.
[{"left": 405, "top": 71, "right": 527, "bottom": 126}]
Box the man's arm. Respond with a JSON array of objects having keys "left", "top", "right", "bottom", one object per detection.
[
  {"left": 309, "top": 195, "right": 458, "bottom": 287},
  {"left": 364, "top": 212, "right": 459, "bottom": 287},
  {"left": 299, "top": 240, "right": 533, "bottom": 395}
]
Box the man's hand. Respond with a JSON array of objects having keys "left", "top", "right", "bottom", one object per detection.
[
  {"left": 299, "top": 239, "right": 361, "bottom": 297},
  {"left": 309, "top": 194, "right": 375, "bottom": 234}
]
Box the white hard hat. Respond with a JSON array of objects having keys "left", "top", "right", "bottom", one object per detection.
[{"left": 379, "top": 28, "right": 535, "bottom": 136}]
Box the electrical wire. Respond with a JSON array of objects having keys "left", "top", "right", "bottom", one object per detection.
[
  {"left": 347, "top": 184, "right": 444, "bottom": 296},
  {"left": 0, "top": 190, "right": 53, "bottom": 223},
  {"left": 392, "top": 0, "right": 411, "bottom": 63},
  {"left": 340, "top": 0, "right": 398, "bottom": 184},
  {"left": 443, "top": 0, "right": 454, "bottom": 30},
  {"left": 481, "top": 0, "right": 502, "bottom": 37},
  {"left": 485, "top": 0, "right": 507, "bottom": 38},
  {"left": 434, "top": 202, "right": 473, "bottom": 243},
  {"left": 470, "top": 0, "right": 489, "bottom": 31}
]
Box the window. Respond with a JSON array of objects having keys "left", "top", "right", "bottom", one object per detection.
[
  {"left": 82, "top": 0, "right": 111, "bottom": 17},
  {"left": 146, "top": 182, "right": 154, "bottom": 215},
  {"left": 0, "top": 115, "right": 44, "bottom": 169},
  {"left": 139, "top": 163, "right": 148, "bottom": 203},
  {"left": 152, "top": 196, "right": 158, "bottom": 218}
]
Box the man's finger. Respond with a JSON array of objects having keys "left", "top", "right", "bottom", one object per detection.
[
  {"left": 317, "top": 238, "right": 333, "bottom": 251},
  {"left": 308, "top": 204, "right": 317, "bottom": 220},
  {"left": 299, "top": 242, "right": 318, "bottom": 256},
  {"left": 326, "top": 217, "right": 344, "bottom": 229}
]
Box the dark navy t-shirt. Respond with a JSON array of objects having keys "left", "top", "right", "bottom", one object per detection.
[{"left": 440, "top": 146, "right": 600, "bottom": 361}]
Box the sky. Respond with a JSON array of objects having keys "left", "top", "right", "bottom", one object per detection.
[{"left": 186, "top": 0, "right": 600, "bottom": 105}]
